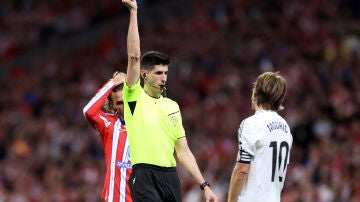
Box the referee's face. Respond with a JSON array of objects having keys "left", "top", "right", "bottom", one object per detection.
[
  {"left": 150, "top": 65, "right": 168, "bottom": 86},
  {"left": 112, "top": 90, "right": 124, "bottom": 117}
]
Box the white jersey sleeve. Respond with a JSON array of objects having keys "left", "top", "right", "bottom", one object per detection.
[{"left": 238, "top": 120, "right": 258, "bottom": 163}]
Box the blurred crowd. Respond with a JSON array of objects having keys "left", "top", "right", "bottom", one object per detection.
[{"left": 1, "top": 0, "right": 360, "bottom": 201}]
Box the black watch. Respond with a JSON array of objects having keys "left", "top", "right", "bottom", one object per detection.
[{"left": 200, "top": 181, "right": 210, "bottom": 190}]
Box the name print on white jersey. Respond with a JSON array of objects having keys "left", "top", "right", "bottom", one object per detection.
[{"left": 267, "top": 121, "right": 288, "bottom": 133}]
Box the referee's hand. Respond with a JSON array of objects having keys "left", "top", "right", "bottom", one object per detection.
[
  {"left": 204, "top": 186, "right": 218, "bottom": 202},
  {"left": 122, "top": 0, "right": 138, "bottom": 11}
]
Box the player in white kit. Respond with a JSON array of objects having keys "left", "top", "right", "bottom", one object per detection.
[{"left": 228, "top": 72, "right": 293, "bottom": 202}]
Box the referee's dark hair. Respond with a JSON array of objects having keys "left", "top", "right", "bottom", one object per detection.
[{"left": 140, "top": 51, "right": 170, "bottom": 71}]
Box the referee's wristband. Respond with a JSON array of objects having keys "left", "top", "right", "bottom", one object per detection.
[{"left": 200, "top": 181, "right": 210, "bottom": 190}]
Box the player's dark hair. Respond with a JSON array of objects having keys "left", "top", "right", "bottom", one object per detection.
[
  {"left": 253, "top": 71, "right": 287, "bottom": 111},
  {"left": 140, "top": 51, "right": 170, "bottom": 71}
]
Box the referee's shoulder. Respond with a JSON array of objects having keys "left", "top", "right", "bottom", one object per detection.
[
  {"left": 162, "top": 97, "right": 181, "bottom": 108},
  {"left": 162, "top": 96, "right": 176, "bottom": 103}
]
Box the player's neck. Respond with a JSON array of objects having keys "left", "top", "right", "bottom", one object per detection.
[{"left": 255, "top": 105, "right": 269, "bottom": 111}]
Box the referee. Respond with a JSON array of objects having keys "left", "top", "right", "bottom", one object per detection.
[{"left": 121, "top": 0, "right": 218, "bottom": 201}]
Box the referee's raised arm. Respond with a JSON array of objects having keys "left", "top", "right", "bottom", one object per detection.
[{"left": 123, "top": 0, "right": 140, "bottom": 87}]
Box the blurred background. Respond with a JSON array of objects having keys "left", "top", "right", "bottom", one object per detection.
[{"left": 0, "top": 0, "right": 360, "bottom": 201}]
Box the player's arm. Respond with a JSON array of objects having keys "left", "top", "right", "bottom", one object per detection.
[
  {"left": 83, "top": 72, "right": 126, "bottom": 128},
  {"left": 83, "top": 81, "right": 113, "bottom": 125},
  {"left": 227, "top": 151, "right": 250, "bottom": 202},
  {"left": 175, "top": 137, "right": 218, "bottom": 202},
  {"left": 123, "top": 0, "right": 140, "bottom": 87}
]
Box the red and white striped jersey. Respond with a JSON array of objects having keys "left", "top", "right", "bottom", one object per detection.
[{"left": 83, "top": 80, "right": 132, "bottom": 202}]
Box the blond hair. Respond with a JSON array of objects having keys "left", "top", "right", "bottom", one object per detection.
[
  {"left": 104, "top": 71, "right": 124, "bottom": 114},
  {"left": 253, "top": 71, "right": 287, "bottom": 111},
  {"left": 103, "top": 84, "right": 123, "bottom": 114}
]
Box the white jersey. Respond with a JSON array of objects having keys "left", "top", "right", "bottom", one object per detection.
[{"left": 237, "top": 110, "right": 293, "bottom": 202}]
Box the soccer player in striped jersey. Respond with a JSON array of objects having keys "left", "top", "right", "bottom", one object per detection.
[
  {"left": 83, "top": 72, "right": 132, "bottom": 202},
  {"left": 228, "top": 72, "right": 293, "bottom": 202}
]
